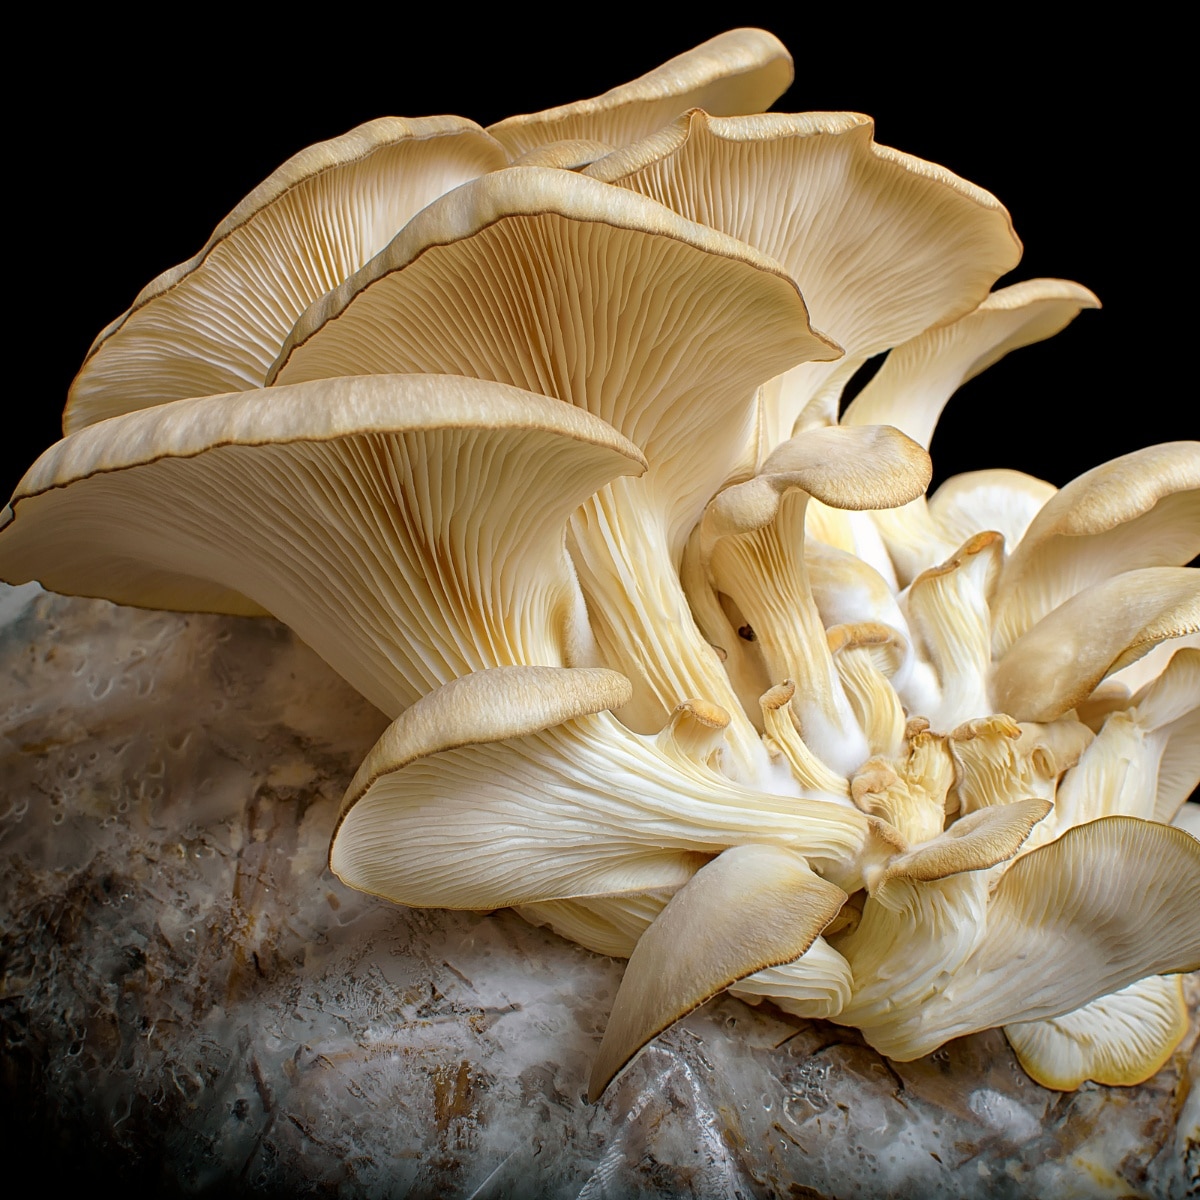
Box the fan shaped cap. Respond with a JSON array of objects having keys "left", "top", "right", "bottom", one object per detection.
[
  {"left": 488, "top": 29, "right": 794, "bottom": 160},
  {"left": 65, "top": 117, "right": 507, "bottom": 430}
]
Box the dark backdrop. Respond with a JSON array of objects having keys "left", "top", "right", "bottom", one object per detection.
[{"left": 10, "top": 14, "right": 1189, "bottom": 500}]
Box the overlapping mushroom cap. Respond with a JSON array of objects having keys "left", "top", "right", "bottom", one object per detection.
[{"left": 3, "top": 27, "right": 1197, "bottom": 1101}]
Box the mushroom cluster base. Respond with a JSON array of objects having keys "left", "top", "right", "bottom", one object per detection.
[{"left": 2, "top": 582, "right": 1196, "bottom": 1199}]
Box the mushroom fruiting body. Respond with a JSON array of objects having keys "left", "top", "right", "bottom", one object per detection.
[{"left": 3, "top": 28, "right": 1198, "bottom": 1101}]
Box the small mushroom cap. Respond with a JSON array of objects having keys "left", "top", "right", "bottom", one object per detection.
[
  {"left": 487, "top": 29, "right": 794, "bottom": 161},
  {"left": 760, "top": 425, "right": 933, "bottom": 510},
  {"left": 827, "top": 620, "right": 908, "bottom": 677},
  {"left": 903, "top": 531, "right": 1005, "bottom": 730},
  {"left": 698, "top": 424, "right": 931, "bottom": 551},
  {"left": 869, "top": 798, "right": 1052, "bottom": 911},
  {"left": 588, "top": 844, "right": 846, "bottom": 1100},
  {"left": 1005, "top": 974, "right": 1190, "bottom": 1090},
  {"left": 758, "top": 679, "right": 855, "bottom": 799},
  {"left": 829, "top": 623, "right": 909, "bottom": 749},
  {"left": 339, "top": 665, "right": 633, "bottom": 813},
  {"left": 928, "top": 469, "right": 1056, "bottom": 550},
  {"left": 655, "top": 697, "right": 733, "bottom": 768},
  {"left": 947, "top": 714, "right": 1092, "bottom": 818},
  {"left": 993, "top": 567, "right": 1200, "bottom": 723},
  {"left": 842, "top": 279, "right": 1100, "bottom": 450},
  {"left": 849, "top": 725, "right": 955, "bottom": 845},
  {"left": 1050, "top": 648, "right": 1200, "bottom": 830},
  {"left": 64, "top": 116, "right": 507, "bottom": 430},
  {"left": 991, "top": 442, "right": 1200, "bottom": 656}
]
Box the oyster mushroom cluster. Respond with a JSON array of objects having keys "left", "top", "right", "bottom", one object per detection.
[{"left": 3, "top": 29, "right": 1198, "bottom": 1102}]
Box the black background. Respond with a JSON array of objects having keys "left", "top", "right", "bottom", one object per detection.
[{"left": 9, "top": 14, "right": 1192, "bottom": 499}]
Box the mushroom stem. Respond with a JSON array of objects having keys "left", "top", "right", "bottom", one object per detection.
[
  {"left": 568, "top": 478, "right": 775, "bottom": 781},
  {"left": 711, "top": 489, "right": 868, "bottom": 775}
]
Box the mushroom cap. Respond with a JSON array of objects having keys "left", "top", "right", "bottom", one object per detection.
[
  {"left": 993, "top": 567, "right": 1200, "bottom": 723},
  {"left": 869, "top": 798, "right": 1052, "bottom": 911},
  {"left": 962, "top": 817, "right": 1200, "bottom": 1018},
  {"left": 487, "top": 29, "right": 794, "bottom": 161},
  {"left": 835, "top": 815, "right": 1200, "bottom": 1058},
  {"left": 902, "top": 531, "right": 1005, "bottom": 730},
  {"left": 339, "top": 665, "right": 634, "bottom": 812},
  {"left": 1005, "top": 974, "right": 1190, "bottom": 1090},
  {"left": 1049, "top": 648, "right": 1200, "bottom": 831},
  {"left": 990, "top": 441, "right": 1200, "bottom": 656},
  {"left": 589, "top": 843, "right": 846, "bottom": 1100},
  {"left": 64, "top": 116, "right": 507, "bottom": 431},
  {"left": 928, "top": 469, "right": 1056, "bottom": 551},
  {"left": 842, "top": 279, "right": 1100, "bottom": 450},
  {"left": 588, "top": 107, "right": 1020, "bottom": 440},
  {"left": 330, "top": 669, "right": 872, "bottom": 912},
  {"left": 842, "top": 280, "right": 1098, "bottom": 585},
  {"left": 270, "top": 163, "right": 837, "bottom": 546},
  {"left": 2, "top": 374, "right": 647, "bottom": 715}
]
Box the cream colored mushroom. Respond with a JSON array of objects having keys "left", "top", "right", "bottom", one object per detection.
[
  {"left": 270, "top": 165, "right": 839, "bottom": 779},
  {"left": 863, "top": 799, "right": 1051, "bottom": 910},
  {"left": 803, "top": 542, "right": 924, "bottom": 702},
  {"left": 826, "top": 622, "right": 909, "bottom": 760},
  {"left": 832, "top": 816, "right": 1200, "bottom": 1059},
  {"left": 330, "top": 665, "right": 881, "bottom": 911},
  {"left": 1041, "top": 647, "right": 1200, "bottom": 835},
  {"left": 992, "top": 568, "right": 1200, "bottom": 723},
  {"left": 587, "top": 844, "right": 847, "bottom": 1100},
  {"left": 841, "top": 279, "right": 1099, "bottom": 583},
  {"left": 849, "top": 723, "right": 957, "bottom": 846},
  {"left": 843, "top": 279, "right": 1100, "bottom": 451},
  {"left": 683, "top": 423, "right": 930, "bottom": 777},
  {"left": 1005, "top": 975, "right": 1191, "bottom": 1090},
  {"left": 946, "top": 714, "right": 1092, "bottom": 816},
  {"left": 487, "top": 28, "right": 794, "bottom": 163},
  {"left": 0, "top": 374, "right": 646, "bottom": 715},
  {"left": 927, "top": 468, "right": 1057, "bottom": 553},
  {"left": 64, "top": 118, "right": 507, "bottom": 432},
  {"left": 9, "top": 25, "right": 1196, "bottom": 1104},
  {"left": 995, "top": 648, "right": 1200, "bottom": 1087},
  {"left": 989, "top": 441, "right": 1200, "bottom": 657},
  {"left": 587, "top": 108, "right": 1021, "bottom": 451},
  {"left": 900, "top": 531, "right": 1004, "bottom": 730},
  {"left": 726, "top": 937, "right": 854, "bottom": 1023}
]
